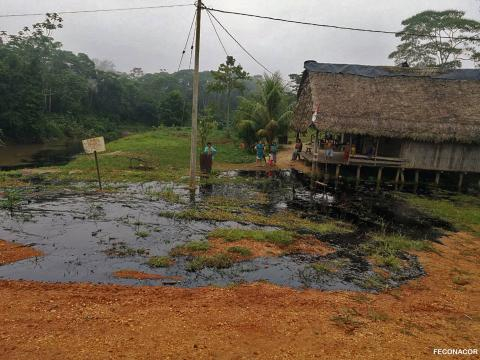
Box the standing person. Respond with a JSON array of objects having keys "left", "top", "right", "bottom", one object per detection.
[
  {"left": 201, "top": 142, "right": 217, "bottom": 174},
  {"left": 203, "top": 142, "right": 217, "bottom": 159},
  {"left": 292, "top": 138, "right": 303, "bottom": 161},
  {"left": 255, "top": 141, "right": 265, "bottom": 166},
  {"left": 270, "top": 142, "right": 278, "bottom": 165},
  {"left": 325, "top": 138, "right": 334, "bottom": 159}
]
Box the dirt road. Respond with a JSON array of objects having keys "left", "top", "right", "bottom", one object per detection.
[{"left": 0, "top": 232, "right": 478, "bottom": 359}]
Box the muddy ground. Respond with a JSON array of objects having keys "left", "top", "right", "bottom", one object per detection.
[{"left": 0, "top": 232, "right": 478, "bottom": 359}]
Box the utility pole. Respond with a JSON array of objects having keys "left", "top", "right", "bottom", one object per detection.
[{"left": 189, "top": 0, "right": 202, "bottom": 191}]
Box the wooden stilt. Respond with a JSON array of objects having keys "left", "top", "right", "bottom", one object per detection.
[
  {"left": 414, "top": 170, "right": 420, "bottom": 192},
  {"left": 356, "top": 165, "right": 361, "bottom": 186},
  {"left": 394, "top": 168, "right": 401, "bottom": 189},
  {"left": 399, "top": 168, "right": 405, "bottom": 190},
  {"left": 458, "top": 172, "right": 464, "bottom": 192},
  {"left": 335, "top": 164, "right": 341, "bottom": 180},
  {"left": 434, "top": 172, "right": 441, "bottom": 186},
  {"left": 376, "top": 167, "right": 383, "bottom": 189}
]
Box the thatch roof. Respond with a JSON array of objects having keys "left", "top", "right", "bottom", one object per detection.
[{"left": 292, "top": 61, "right": 480, "bottom": 143}]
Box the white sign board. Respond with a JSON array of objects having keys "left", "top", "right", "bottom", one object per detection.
[{"left": 82, "top": 137, "right": 106, "bottom": 154}]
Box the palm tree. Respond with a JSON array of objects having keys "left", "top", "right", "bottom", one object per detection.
[{"left": 236, "top": 72, "right": 294, "bottom": 147}]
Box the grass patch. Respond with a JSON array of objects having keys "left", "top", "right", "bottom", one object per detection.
[
  {"left": 310, "top": 258, "right": 350, "bottom": 274},
  {"left": 135, "top": 231, "right": 150, "bottom": 238},
  {"left": 367, "top": 308, "right": 390, "bottom": 322},
  {"left": 209, "top": 228, "right": 294, "bottom": 246},
  {"left": 0, "top": 189, "right": 23, "bottom": 212},
  {"left": 46, "top": 127, "right": 254, "bottom": 183},
  {"left": 364, "top": 232, "right": 434, "bottom": 270},
  {"left": 354, "top": 273, "right": 388, "bottom": 290},
  {"left": 147, "top": 187, "right": 183, "bottom": 204},
  {"left": 401, "top": 193, "right": 480, "bottom": 236},
  {"left": 147, "top": 256, "right": 173, "bottom": 268},
  {"left": 105, "top": 243, "right": 149, "bottom": 257},
  {"left": 163, "top": 207, "right": 352, "bottom": 236},
  {"left": 452, "top": 275, "right": 471, "bottom": 286},
  {"left": 331, "top": 308, "right": 364, "bottom": 332},
  {"left": 170, "top": 240, "right": 210, "bottom": 256},
  {"left": 186, "top": 253, "right": 233, "bottom": 272},
  {"left": 227, "top": 246, "right": 253, "bottom": 256}
]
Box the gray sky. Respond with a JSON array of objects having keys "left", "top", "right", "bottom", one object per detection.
[{"left": 1, "top": 0, "right": 479, "bottom": 76}]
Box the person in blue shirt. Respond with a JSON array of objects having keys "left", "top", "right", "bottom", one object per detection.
[
  {"left": 269, "top": 142, "right": 278, "bottom": 165},
  {"left": 204, "top": 142, "right": 217, "bottom": 159},
  {"left": 255, "top": 141, "right": 265, "bottom": 166}
]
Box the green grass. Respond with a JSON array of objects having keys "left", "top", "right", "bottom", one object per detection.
[
  {"left": 401, "top": 193, "right": 480, "bottom": 236},
  {"left": 147, "top": 256, "right": 173, "bottom": 268},
  {"left": 227, "top": 246, "right": 253, "bottom": 256},
  {"left": 186, "top": 253, "right": 233, "bottom": 272},
  {"left": 0, "top": 189, "right": 23, "bottom": 211},
  {"left": 135, "top": 231, "right": 150, "bottom": 238},
  {"left": 146, "top": 187, "right": 183, "bottom": 203},
  {"left": 170, "top": 240, "right": 210, "bottom": 256},
  {"left": 51, "top": 127, "right": 254, "bottom": 183},
  {"left": 310, "top": 258, "right": 350, "bottom": 274},
  {"left": 363, "top": 233, "right": 434, "bottom": 270},
  {"left": 209, "top": 228, "right": 295, "bottom": 246},
  {"left": 160, "top": 207, "right": 352, "bottom": 236}
]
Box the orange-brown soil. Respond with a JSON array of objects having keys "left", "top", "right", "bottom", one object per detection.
[
  {"left": 113, "top": 270, "right": 183, "bottom": 282},
  {"left": 0, "top": 232, "right": 478, "bottom": 359},
  {"left": 207, "top": 236, "right": 335, "bottom": 260},
  {"left": 0, "top": 240, "right": 42, "bottom": 265}
]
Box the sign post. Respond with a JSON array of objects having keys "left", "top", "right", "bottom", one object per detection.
[{"left": 82, "top": 137, "right": 106, "bottom": 191}]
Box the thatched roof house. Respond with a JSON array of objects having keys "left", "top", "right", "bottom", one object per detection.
[
  {"left": 293, "top": 61, "right": 480, "bottom": 144},
  {"left": 293, "top": 61, "right": 480, "bottom": 173}
]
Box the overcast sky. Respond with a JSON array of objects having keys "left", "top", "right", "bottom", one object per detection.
[{"left": 1, "top": 0, "right": 479, "bottom": 76}]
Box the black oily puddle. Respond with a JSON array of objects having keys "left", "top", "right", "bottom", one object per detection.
[{"left": 0, "top": 171, "right": 451, "bottom": 291}]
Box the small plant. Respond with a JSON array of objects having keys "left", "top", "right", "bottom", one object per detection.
[
  {"left": 331, "top": 307, "right": 363, "bottom": 332},
  {"left": 105, "top": 243, "right": 149, "bottom": 257},
  {"left": 367, "top": 308, "right": 390, "bottom": 322},
  {"left": 148, "top": 187, "right": 183, "bottom": 204},
  {"left": 186, "top": 253, "right": 233, "bottom": 272},
  {"left": 354, "top": 273, "right": 388, "bottom": 290},
  {"left": 310, "top": 258, "right": 350, "bottom": 274},
  {"left": 147, "top": 256, "right": 173, "bottom": 268},
  {"left": 227, "top": 246, "right": 252, "bottom": 256},
  {"left": 135, "top": 231, "right": 150, "bottom": 238},
  {"left": 0, "top": 189, "right": 23, "bottom": 212},
  {"left": 452, "top": 276, "right": 470, "bottom": 286}
]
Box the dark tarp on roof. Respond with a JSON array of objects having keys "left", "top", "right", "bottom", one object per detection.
[{"left": 304, "top": 60, "right": 480, "bottom": 81}]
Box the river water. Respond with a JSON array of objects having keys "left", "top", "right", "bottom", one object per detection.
[{"left": 0, "top": 142, "right": 82, "bottom": 170}]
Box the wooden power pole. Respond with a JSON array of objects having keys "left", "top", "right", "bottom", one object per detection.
[{"left": 189, "top": 0, "right": 202, "bottom": 191}]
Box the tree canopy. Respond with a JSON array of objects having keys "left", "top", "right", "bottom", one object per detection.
[{"left": 389, "top": 10, "right": 480, "bottom": 69}]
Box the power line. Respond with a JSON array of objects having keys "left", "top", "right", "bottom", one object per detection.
[
  {"left": 204, "top": 6, "right": 480, "bottom": 42},
  {"left": 206, "top": 10, "right": 229, "bottom": 57},
  {"left": 0, "top": 4, "right": 194, "bottom": 18},
  {"left": 206, "top": 9, "right": 272, "bottom": 74},
  {"left": 178, "top": 9, "right": 197, "bottom": 72}
]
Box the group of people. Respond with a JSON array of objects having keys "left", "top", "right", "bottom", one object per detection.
[{"left": 254, "top": 141, "right": 278, "bottom": 166}]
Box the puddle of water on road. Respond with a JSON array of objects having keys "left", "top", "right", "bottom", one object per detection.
[{"left": 0, "top": 170, "right": 449, "bottom": 290}]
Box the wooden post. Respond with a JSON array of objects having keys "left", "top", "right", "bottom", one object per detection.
[
  {"left": 394, "top": 168, "right": 401, "bottom": 189},
  {"left": 434, "top": 172, "right": 441, "bottom": 186},
  {"left": 376, "top": 167, "right": 383, "bottom": 191},
  {"left": 414, "top": 170, "right": 419, "bottom": 192},
  {"left": 189, "top": 1, "right": 202, "bottom": 191},
  {"left": 458, "top": 172, "right": 465, "bottom": 192},
  {"left": 356, "top": 165, "right": 361, "bottom": 186},
  {"left": 335, "top": 164, "right": 341, "bottom": 180},
  {"left": 374, "top": 138, "right": 379, "bottom": 166},
  {"left": 400, "top": 168, "right": 405, "bottom": 190},
  {"left": 94, "top": 151, "right": 102, "bottom": 191},
  {"left": 312, "top": 129, "right": 319, "bottom": 178}
]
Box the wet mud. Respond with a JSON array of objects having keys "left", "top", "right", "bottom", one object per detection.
[{"left": 0, "top": 170, "right": 452, "bottom": 291}]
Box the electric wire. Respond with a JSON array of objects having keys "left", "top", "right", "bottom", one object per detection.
[
  {"left": 204, "top": 6, "right": 480, "bottom": 42},
  {"left": 206, "top": 9, "right": 229, "bottom": 57},
  {"left": 177, "top": 9, "right": 197, "bottom": 72},
  {"left": 206, "top": 9, "right": 272, "bottom": 74},
  {"left": 0, "top": 4, "right": 194, "bottom": 18}
]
